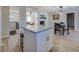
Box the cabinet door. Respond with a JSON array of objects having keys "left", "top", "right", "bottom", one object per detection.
[
  {"left": 23, "top": 30, "right": 36, "bottom": 52},
  {"left": 47, "top": 28, "right": 54, "bottom": 51},
  {"left": 36, "top": 30, "right": 49, "bottom": 52}
]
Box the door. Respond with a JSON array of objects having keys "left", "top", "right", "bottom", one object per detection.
[{"left": 67, "top": 13, "right": 74, "bottom": 30}]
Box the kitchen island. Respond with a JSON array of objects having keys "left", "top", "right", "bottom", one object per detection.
[{"left": 22, "top": 25, "right": 54, "bottom": 52}]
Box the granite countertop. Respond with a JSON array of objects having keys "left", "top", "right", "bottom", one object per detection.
[{"left": 21, "top": 24, "right": 54, "bottom": 33}]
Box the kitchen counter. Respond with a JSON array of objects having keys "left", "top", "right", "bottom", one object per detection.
[
  {"left": 22, "top": 24, "right": 54, "bottom": 52},
  {"left": 21, "top": 24, "right": 54, "bottom": 33}
]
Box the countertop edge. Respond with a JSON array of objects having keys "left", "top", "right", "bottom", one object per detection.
[{"left": 20, "top": 26, "right": 54, "bottom": 34}]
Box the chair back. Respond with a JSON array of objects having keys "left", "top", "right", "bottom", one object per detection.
[{"left": 54, "top": 23, "right": 61, "bottom": 30}]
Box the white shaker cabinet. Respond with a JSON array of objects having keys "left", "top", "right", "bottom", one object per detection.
[
  {"left": 23, "top": 27, "right": 54, "bottom": 52},
  {"left": 36, "top": 28, "right": 53, "bottom": 52}
]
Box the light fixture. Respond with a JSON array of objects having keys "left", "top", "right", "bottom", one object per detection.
[
  {"left": 59, "top": 6, "right": 63, "bottom": 13},
  {"left": 59, "top": 6, "right": 63, "bottom": 8}
]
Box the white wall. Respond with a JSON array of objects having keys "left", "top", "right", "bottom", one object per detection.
[
  {"left": 19, "top": 7, "right": 26, "bottom": 33},
  {"left": 2, "top": 6, "right": 9, "bottom": 37},
  {"left": 9, "top": 7, "right": 19, "bottom": 31},
  {"left": 9, "top": 7, "right": 19, "bottom": 22},
  {"left": 65, "top": 8, "right": 79, "bottom": 31},
  {"left": 48, "top": 12, "right": 66, "bottom": 26},
  {"left": 48, "top": 7, "right": 79, "bottom": 31},
  {"left": 78, "top": 12, "right": 79, "bottom": 31},
  {"left": 0, "top": 7, "right": 2, "bottom": 46},
  {"left": 0, "top": 7, "right": 2, "bottom": 34},
  {"left": 75, "top": 11, "right": 79, "bottom": 31},
  {"left": 0, "top": 6, "right": 9, "bottom": 46},
  {"left": 39, "top": 11, "right": 49, "bottom": 26}
]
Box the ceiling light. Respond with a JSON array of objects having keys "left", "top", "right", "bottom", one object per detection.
[{"left": 59, "top": 6, "right": 64, "bottom": 13}]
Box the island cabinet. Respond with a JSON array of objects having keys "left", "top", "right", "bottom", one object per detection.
[{"left": 23, "top": 27, "right": 54, "bottom": 52}]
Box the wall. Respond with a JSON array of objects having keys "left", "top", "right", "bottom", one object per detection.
[
  {"left": 38, "top": 11, "right": 49, "bottom": 26},
  {"left": 65, "top": 8, "right": 79, "bottom": 31},
  {"left": 19, "top": 7, "right": 26, "bottom": 33},
  {"left": 2, "top": 6, "right": 9, "bottom": 37},
  {"left": 9, "top": 7, "right": 19, "bottom": 31},
  {"left": 48, "top": 12, "right": 66, "bottom": 27},
  {"left": 48, "top": 8, "right": 79, "bottom": 31},
  {"left": 78, "top": 12, "right": 79, "bottom": 30},
  {"left": 9, "top": 7, "right": 19, "bottom": 22},
  {"left": 0, "top": 6, "right": 9, "bottom": 48},
  {"left": 75, "top": 10, "right": 79, "bottom": 31},
  {"left": 0, "top": 7, "right": 2, "bottom": 46}
]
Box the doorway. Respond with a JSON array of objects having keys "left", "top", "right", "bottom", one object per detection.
[{"left": 67, "top": 13, "right": 74, "bottom": 30}]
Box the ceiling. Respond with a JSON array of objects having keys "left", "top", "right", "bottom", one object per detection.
[
  {"left": 28, "top": 6, "right": 79, "bottom": 13},
  {"left": 10, "top": 6, "right": 79, "bottom": 13}
]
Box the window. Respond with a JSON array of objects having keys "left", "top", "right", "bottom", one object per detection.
[
  {"left": 26, "top": 16, "right": 32, "bottom": 23},
  {"left": 9, "top": 9, "right": 19, "bottom": 22},
  {"left": 26, "top": 11, "right": 32, "bottom": 24},
  {"left": 26, "top": 11, "right": 38, "bottom": 25}
]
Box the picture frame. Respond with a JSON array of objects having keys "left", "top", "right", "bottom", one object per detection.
[{"left": 53, "top": 14, "right": 60, "bottom": 20}]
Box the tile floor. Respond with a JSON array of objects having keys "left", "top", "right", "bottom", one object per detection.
[
  {"left": 52, "top": 30, "right": 79, "bottom": 52},
  {"left": 1, "top": 30, "right": 79, "bottom": 52},
  {"left": 2, "top": 30, "right": 21, "bottom": 52}
]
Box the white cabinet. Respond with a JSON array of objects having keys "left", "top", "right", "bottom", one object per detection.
[
  {"left": 36, "top": 30, "right": 49, "bottom": 52},
  {"left": 23, "top": 27, "right": 54, "bottom": 52},
  {"left": 36, "top": 28, "right": 53, "bottom": 52},
  {"left": 23, "top": 30, "right": 36, "bottom": 52},
  {"left": 48, "top": 28, "right": 54, "bottom": 51}
]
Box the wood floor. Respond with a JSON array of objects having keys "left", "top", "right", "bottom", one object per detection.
[{"left": 52, "top": 30, "right": 79, "bottom": 52}]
